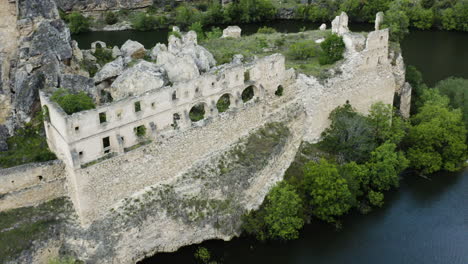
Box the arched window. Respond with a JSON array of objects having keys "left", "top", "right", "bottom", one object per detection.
[
  {"left": 189, "top": 103, "right": 206, "bottom": 122},
  {"left": 216, "top": 94, "right": 231, "bottom": 113},
  {"left": 241, "top": 86, "right": 255, "bottom": 103}
]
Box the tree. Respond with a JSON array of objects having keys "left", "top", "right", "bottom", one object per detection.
[
  {"left": 304, "top": 159, "right": 354, "bottom": 223},
  {"left": 406, "top": 90, "right": 467, "bottom": 174},
  {"left": 367, "top": 102, "right": 408, "bottom": 145},
  {"left": 242, "top": 181, "right": 303, "bottom": 240},
  {"left": 194, "top": 247, "right": 211, "bottom": 264},
  {"left": 368, "top": 190, "right": 384, "bottom": 207},
  {"left": 382, "top": 3, "right": 410, "bottom": 42},
  {"left": 189, "top": 22, "right": 205, "bottom": 40},
  {"left": 50, "top": 89, "right": 95, "bottom": 115},
  {"left": 264, "top": 182, "right": 304, "bottom": 240},
  {"left": 175, "top": 4, "right": 201, "bottom": 28},
  {"left": 319, "top": 103, "right": 376, "bottom": 162},
  {"left": 411, "top": 7, "right": 434, "bottom": 30},
  {"left": 435, "top": 77, "right": 468, "bottom": 129},
  {"left": 319, "top": 34, "right": 346, "bottom": 65},
  {"left": 366, "top": 142, "right": 409, "bottom": 191},
  {"left": 67, "top": 12, "right": 90, "bottom": 34}
]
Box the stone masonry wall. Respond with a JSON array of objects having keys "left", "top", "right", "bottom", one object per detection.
[{"left": 0, "top": 160, "right": 67, "bottom": 211}]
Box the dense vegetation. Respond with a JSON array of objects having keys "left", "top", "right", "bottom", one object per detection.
[
  {"left": 0, "top": 112, "right": 56, "bottom": 168},
  {"left": 242, "top": 68, "right": 467, "bottom": 240},
  {"left": 60, "top": 0, "right": 468, "bottom": 35},
  {"left": 51, "top": 89, "right": 95, "bottom": 115}
]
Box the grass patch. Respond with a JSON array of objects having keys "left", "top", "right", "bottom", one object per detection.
[
  {"left": 0, "top": 198, "right": 71, "bottom": 263},
  {"left": 202, "top": 30, "right": 336, "bottom": 76}
]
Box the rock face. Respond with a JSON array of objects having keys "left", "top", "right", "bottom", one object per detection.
[
  {"left": 94, "top": 57, "right": 124, "bottom": 83},
  {"left": 121, "top": 39, "right": 146, "bottom": 59},
  {"left": 0, "top": 125, "right": 9, "bottom": 151},
  {"left": 152, "top": 31, "right": 216, "bottom": 83},
  {"left": 110, "top": 61, "right": 167, "bottom": 100},
  {"left": 222, "top": 26, "right": 242, "bottom": 38},
  {"left": 332, "top": 12, "right": 350, "bottom": 35},
  {"left": 60, "top": 74, "right": 97, "bottom": 99},
  {"left": 54, "top": 0, "right": 153, "bottom": 12},
  {"left": 320, "top": 23, "right": 327, "bottom": 31}
]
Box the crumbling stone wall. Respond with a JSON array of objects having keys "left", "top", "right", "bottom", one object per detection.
[{"left": 0, "top": 160, "right": 67, "bottom": 211}]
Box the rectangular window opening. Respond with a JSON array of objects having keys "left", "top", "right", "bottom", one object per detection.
[
  {"left": 134, "top": 101, "right": 142, "bottom": 112},
  {"left": 102, "top": 136, "right": 110, "bottom": 153},
  {"left": 99, "top": 112, "right": 107, "bottom": 124}
]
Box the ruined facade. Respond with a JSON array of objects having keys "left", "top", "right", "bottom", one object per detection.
[{"left": 1, "top": 7, "right": 412, "bottom": 263}]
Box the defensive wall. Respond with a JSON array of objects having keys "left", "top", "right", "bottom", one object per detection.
[
  {"left": 0, "top": 160, "right": 66, "bottom": 211},
  {"left": 5, "top": 13, "right": 408, "bottom": 229}
]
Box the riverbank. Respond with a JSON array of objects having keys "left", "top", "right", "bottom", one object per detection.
[{"left": 142, "top": 168, "right": 468, "bottom": 264}]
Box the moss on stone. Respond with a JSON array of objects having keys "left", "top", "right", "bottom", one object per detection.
[{"left": 0, "top": 198, "right": 72, "bottom": 263}]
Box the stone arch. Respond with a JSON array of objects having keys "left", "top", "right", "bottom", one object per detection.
[
  {"left": 241, "top": 85, "right": 256, "bottom": 103},
  {"left": 216, "top": 93, "right": 234, "bottom": 113},
  {"left": 189, "top": 102, "right": 208, "bottom": 122},
  {"left": 91, "top": 41, "right": 107, "bottom": 53}
]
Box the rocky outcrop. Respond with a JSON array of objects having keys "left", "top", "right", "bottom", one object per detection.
[
  {"left": 94, "top": 57, "right": 124, "bottom": 83},
  {"left": 60, "top": 74, "right": 97, "bottom": 98},
  {"left": 222, "top": 26, "right": 242, "bottom": 38},
  {"left": 121, "top": 39, "right": 146, "bottom": 60},
  {"left": 110, "top": 61, "right": 167, "bottom": 100},
  {"left": 54, "top": 0, "right": 153, "bottom": 12},
  {"left": 375, "top": 12, "right": 385, "bottom": 31}
]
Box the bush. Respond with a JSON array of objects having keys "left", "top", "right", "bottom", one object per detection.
[
  {"left": 288, "top": 40, "right": 317, "bottom": 60},
  {"left": 175, "top": 4, "right": 201, "bottom": 28},
  {"left": 105, "top": 12, "right": 118, "bottom": 25},
  {"left": 257, "top": 26, "right": 277, "bottom": 34},
  {"left": 168, "top": 30, "right": 182, "bottom": 39},
  {"left": 189, "top": 22, "right": 205, "bottom": 40},
  {"left": 93, "top": 47, "right": 113, "bottom": 66},
  {"left": 205, "top": 27, "right": 222, "bottom": 40},
  {"left": 225, "top": 0, "right": 277, "bottom": 23},
  {"left": 318, "top": 34, "right": 345, "bottom": 65},
  {"left": 381, "top": 3, "right": 410, "bottom": 42},
  {"left": 134, "top": 125, "right": 147, "bottom": 138},
  {"left": 51, "top": 89, "right": 95, "bottom": 115},
  {"left": 194, "top": 247, "right": 210, "bottom": 264},
  {"left": 242, "top": 181, "right": 303, "bottom": 240},
  {"left": 131, "top": 12, "right": 165, "bottom": 31},
  {"left": 67, "top": 12, "right": 90, "bottom": 34},
  {"left": 0, "top": 112, "right": 56, "bottom": 168}
]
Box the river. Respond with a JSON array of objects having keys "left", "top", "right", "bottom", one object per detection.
[{"left": 72, "top": 21, "right": 468, "bottom": 264}]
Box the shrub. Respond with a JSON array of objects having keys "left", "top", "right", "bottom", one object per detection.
[
  {"left": 80, "top": 59, "right": 98, "bottom": 77},
  {"left": 134, "top": 125, "right": 147, "bottom": 137},
  {"left": 257, "top": 26, "right": 277, "bottom": 34},
  {"left": 194, "top": 247, "right": 210, "bottom": 264},
  {"left": 0, "top": 113, "right": 56, "bottom": 168},
  {"left": 175, "top": 4, "right": 201, "bottom": 28},
  {"left": 288, "top": 40, "right": 317, "bottom": 60},
  {"left": 168, "top": 30, "right": 182, "bottom": 39},
  {"left": 105, "top": 12, "right": 118, "bottom": 25},
  {"left": 93, "top": 47, "right": 113, "bottom": 66},
  {"left": 189, "top": 22, "right": 205, "bottom": 40},
  {"left": 205, "top": 27, "right": 222, "bottom": 40},
  {"left": 67, "top": 12, "right": 91, "bottom": 34},
  {"left": 132, "top": 12, "right": 165, "bottom": 31},
  {"left": 318, "top": 34, "right": 346, "bottom": 65},
  {"left": 51, "top": 89, "right": 95, "bottom": 115}
]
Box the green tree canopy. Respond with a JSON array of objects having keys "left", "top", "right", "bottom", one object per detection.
[
  {"left": 67, "top": 12, "right": 91, "bottom": 34},
  {"left": 242, "top": 181, "right": 303, "bottom": 241},
  {"left": 319, "top": 103, "right": 376, "bottom": 162},
  {"left": 304, "top": 159, "right": 354, "bottom": 223},
  {"left": 319, "top": 34, "right": 346, "bottom": 65},
  {"left": 382, "top": 1, "right": 410, "bottom": 42},
  {"left": 406, "top": 89, "right": 467, "bottom": 174},
  {"left": 366, "top": 142, "right": 409, "bottom": 191},
  {"left": 435, "top": 77, "right": 468, "bottom": 129}
]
